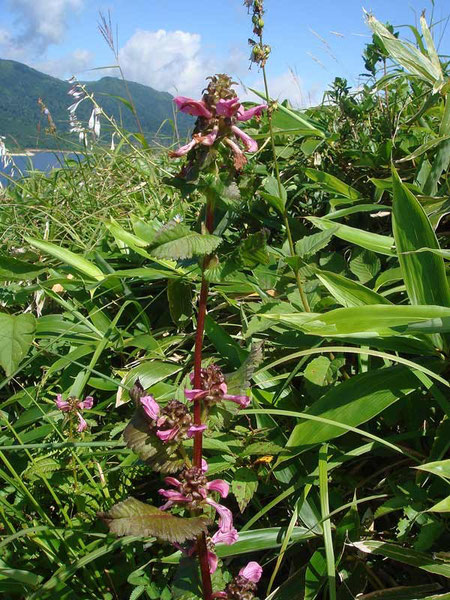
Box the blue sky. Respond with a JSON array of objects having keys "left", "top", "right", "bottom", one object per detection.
[{"left": 0, "top": 0, "right": 448, "bottom": 105}]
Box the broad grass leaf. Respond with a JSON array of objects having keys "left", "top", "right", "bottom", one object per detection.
[
  {"left": 305, "top": 168, "right": 361, "bottom": 200},
  {"left": 428, "top": 496, "right": 450, "bottom": 513},
  {"left": 161, "top": 526, "right": 317, "bottom": 564},
  {"left": 147, "top": 221, "right": 221, "bottom": 259},
  {"left": 349, "top": 248, "right": 380, "bottom": 283},
  {"left": 0, "top": 256, "right": 46, "bottom": 281},
  {"left": 286, "top": 365, "right": 419, "bottom": 448},
  {"left": 307, "top": 217, "right": 395, "bottom": 256},
  {"left": 117, "top": 361, "right": 182, "bottom": 406},
  {"left": 0, "top": 312, "right": 36, "bottom": 376},
  {"left": 316, "top": 270, "right": 391, "bottom": 307},
  {"left": 353, "top": 540, "right": 450, "bottom": 578},
  {"left": 392, "top": 166, "right": 450, "bottom": 307},
  {"left": 25, "top": 237, "right": 104, "bottom": 281},
  {"left": 264, "top": 305, "right": 450, "bottom": 338},
  {"left": 123, "top": 408, "right": 184, "bottom": 473},
  {"left": 99, "top": 497, "right": 209, "bottom": 543}
]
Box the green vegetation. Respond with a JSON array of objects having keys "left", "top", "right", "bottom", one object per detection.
[
  {"left": 0, "top": 7, "right": 450, "bottom": 600},
  {"left": 0, "top": 59, "right": 191, "bottom": 149}
]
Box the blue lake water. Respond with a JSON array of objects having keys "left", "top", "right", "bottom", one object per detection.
[{"left": 0, "top": 151, "right": 81, "bottom": 186}]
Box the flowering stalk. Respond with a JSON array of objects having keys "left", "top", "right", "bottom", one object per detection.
[{"left": 247, "top": 0, "right": 311, "bottom": 312}]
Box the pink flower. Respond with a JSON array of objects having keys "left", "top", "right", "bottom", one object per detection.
[
  {"left": 206, "top": 499, "right": 234, "bottom": 533},
  {"left": 216, "top": 98, "right": 240, "bottom": 117},
  {"left": 185, "top": 366, "right": 250, "bottom": 409},
  {"left": 76, "top": 413, "right": 88, "bottom": 433},
  {"left": 169, "top": 138, "right": 197, "bottom": 157},
  {"left": 140, "top": 395, "right": 160, "bottom": 420},
  {"left": 156, "top": 427, "right": 179, "bottom": 443},
  {"left": 237, "top": 104, "right": 267, "bottom": 121},
  {"left": 174, "top": 96, "right": 212, "bottom": 119},
  {"left": 211, "top": 527, "right": 239, "bottom": 545},
  {"left": 78, "top": 396, "right": 93, "bottom": 410},
  {"left": 55, "top": 395, "right": 70, "bottom": 411},
  {"left": 207, "top": 550, "right": 219, "bottom": 574},
  {"left": 239, "top": 561, "right": 263, "bottom": 583},
  {"left": 187, "top": 424, "right": 208, "bottom": 438},
  {"left": 207, "top": 479, "right": 229, "bottom": 498},
  {"left": 232, "top": 125, "right": 258, "bottom": 153},
  {"left": 55, "top": 394, "right": 93, "bottom": 433}
]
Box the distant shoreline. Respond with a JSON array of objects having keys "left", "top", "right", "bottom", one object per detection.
[{"left": 11, "top": 148, "right": 75, "bottom": 156}]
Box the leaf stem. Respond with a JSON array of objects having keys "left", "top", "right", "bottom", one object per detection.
[{"left": 260, "top": 42, "right": 310, "bottom": 312}]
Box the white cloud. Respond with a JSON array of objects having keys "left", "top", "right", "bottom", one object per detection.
[
  {"left": 240, "top": 70, "right": 323, "bottom": 107},
  {"left": 35, "top": 49, "right": 93, "bottom": 79},
  {"left": 1, "top": 0, "right": 84, "bottom": 58},
  {"left": 118, "top": 29, "right": 217, "bottom": 97}
]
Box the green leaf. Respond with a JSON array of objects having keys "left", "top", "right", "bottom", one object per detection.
[
  {"left": 25, "top": 237, "right": 104, "bottom": 281},
  {"left": 167, "top": 279, "right": 193, "bottom": 326},
  {"left": 304, "top": 356, "right": 331, "bottom": 388},
  {"left": 99, "top": 497, "right": 209, "bottom": 543},
  {"left": 353, "top": 540, "right": 450, "bottom": 578},
  {"left": 264, "top": 304, "right": 450, "bottom": 338},
  {"left": 286, "top": 365, "right": 419, "bottom": 448},
  {"left": 413, "top": 460, "right": 450, "bottom": 480},
  {"left": 349, "top": 248, "right": 380, "bottom": 283},
  {"left": 232, "top": 467, "right": 259, "bottom": 513},
  {"left": 392, "top": 166, "right": 450, "bottom": 307},
  {"left": 148, "top": 222, "right": 221, "bottom": 259},
  {"left": 117, "top": 361, "right": 182, "bottom": 405},
  {"left": 305, "top": 168, "right": 361, "bottom": 200},
  {"left": 0, "top": 256, "right": 46, "bottom": 281},
  {"left": 316, "top": 270, "right": 391, "bottom": 307},
  {"left": 172, "top": 557, "right": 202, "bottom": 600},
  {"left": 238, "top": 231, "right": 270, "bottom": 268},
  {"left": 296, "top": 228, "right": 336, "bottom": 258},
  {"left": 161, "top": 526, "right": 317, "bottom": 564},
  {"left": 304, "top": 549, "right": 327, "bottom": 600},
  {"left": 307, "top": 217, "right": 395, "bottom": 256},
  {"left": 123, "top": 408, "right": 184, "bottom": 473},
  {"left": 0, "top": 312, "right": 36, "bottom": 376},
  {"left": 397, "top": 135, "right": 450, "bottom": 163},
  {"left": 428, "top": 496, "right": 450, "bottom": 513}
]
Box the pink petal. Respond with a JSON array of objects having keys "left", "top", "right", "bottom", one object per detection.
[
  {"left": 207, "top": 550, "right": 219, "bottom": 574},
  {"left": 184, "top": 389, "right": 207, "bottom": 402},
  {"left": 212, "top": 594, "right": 227, "bottom": 599},
  {"left": 189, "top": 371, "right": 195, "bottom": 384},
  {"left": 218, "top": 382, "right": 228, "bottom": 395},
  {"left": 164, "top": 477, "right": 182, "bottom": 488},
  {"left": 76, "top": 413, "right": 87, "bottom": 433},
  {"left": 156, "top": 427, "right": 179, "bottom": 442},
  {"left": 173, "top": 96, "right": 212, "bottom": 119},
  {"left": 206, "top": 499, "right": 233, "bottom": 532},
  {"left": 211, "top": 527, "right": 239, "bottom": 545},
  {"left": 223, "top": 394, "right": 251, "bottom": 408},
  {"left": 207, "top": 479, "right": 229, "bottom": 498},
  {"left": 216, "top": 98, "right": 240, "bottom": 117},
  {"left": 202, "top": 459, "right": 209, "bottom": 473},
  {"left": 55, "top": 395, "right": 70, "bottom": 412},
  {"left": 232, "top": 125, "right": 258, "bottom": 153},
  {"left": 78, "top": 396, "right": 93, "bottom": 410},
  {"left": 169, "top": 138, "right": 198, "bottom": 158},
  {"left": 158, "top": 489, "right": 190, "bottom": 503},
  {"left": 239, "top": 561, "right": 263, "bottom": 583},
  {"left": 140, "top": 395, "right": 160, "bottom": 421},
  {"left": 187, "top": 424, "right": 207, "bottom": 438},
  {"left": 198, "top": 125, "right": 218, "bottom": 146},
  {"left": 224, "top": 137, "right": 247, "bottom": 170},
  {"left": 237, "top": 104, "right": 267, "bottom": 121}
]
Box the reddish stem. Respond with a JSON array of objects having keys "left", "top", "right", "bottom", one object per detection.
[{"left": 192, "top": 194, "right": 215, "bottom": 600}]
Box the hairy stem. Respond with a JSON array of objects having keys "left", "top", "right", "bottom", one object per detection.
[
  {"left": 260, "top": 44, "right": 311, "bottom": 312},
  {"left": 192, "top": 194, "right": 215, "bottom": 600}
]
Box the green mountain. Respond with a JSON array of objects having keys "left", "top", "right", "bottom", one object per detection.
[{"left": 0, "top": 59, "right": 192, "bottom": 149}]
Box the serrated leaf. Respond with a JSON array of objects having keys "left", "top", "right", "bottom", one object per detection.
[
  {"left": 123, "top": 409, "right": 185, "bottom": 473},
  {"left": 148, "top": 222, "right": 221, "bottom": 259},
  {"left": 0, "top": 312, "right": 36, "bottom": 376},
  {"left": 242, "top": 441, "right": 284, "bottom": 457},
  {"left": 24, "top": 457, "right": 60, "bottom": 481},
  {"left": 349, "top": 248, "right": 380, "bottom": 283},
  {"left": 232, "top": 467, "right": 258, "bottom": 512},
  {"left": 99, "top": 497, "right": 209, "bottom": 543},
  {"left": 224, "top": 341, "right": 264, "bottom": 396},
  {"left": 296, "top": 228, "right": 336, "bottom": 258}
]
